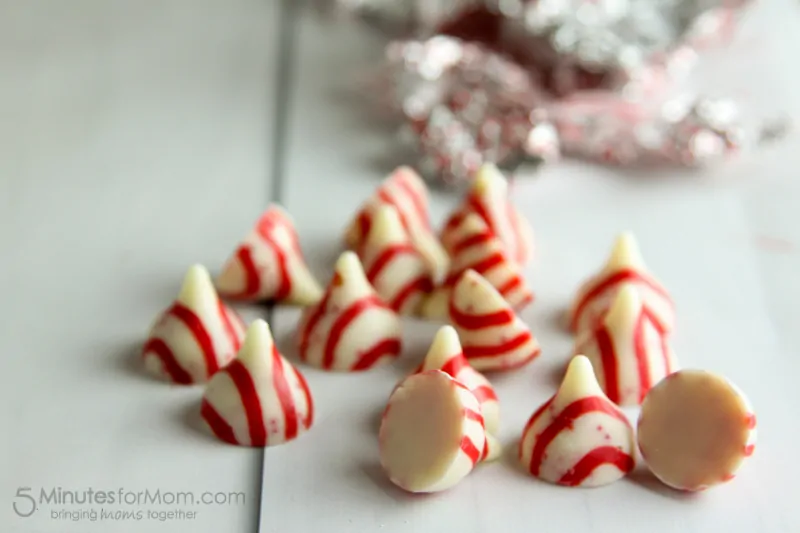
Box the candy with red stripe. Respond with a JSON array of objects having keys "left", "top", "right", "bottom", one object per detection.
[
  {"left": 343, "top": 166, "right": 449, "bottom": 282},
  {"left": 201, "top": 319, "right": 314, "bottom": 447},
  {"left": 420, "top": 214, "right": 533, "bottom": 319},
  {"left": 574, "top": 285, "right": 679, "bottom": 406},
  {"left": 379, "top": 370, "right": 488, "bottom": 492},
  {"left": 519, "top": 355, "right": 636, "bottom": 487},
  {"left": 143, "top": 264, "right": 246, "bottom": 384},
  {"left": 568, "top": 232, "right": 674, "bottom": 334},
  {"left": 637, "top": 370, "right": 757, "bottom": 492},
  {"left": 357, "top": 205, "right": 433, "bottom": 315},
  {"left": 441, "top": 163, "right": 534, "bottom": 266},
  {"left": 297, "top": 251, "right": 402, "bottom": 371},
  {"left": 216, "top": 205, "right": 323, "bottom": 306},
  {"left": 449, "top": 270, "right": 540, "bottom": 372},
  {"left": 412, "top": 325, "right": 500, "bottom": 435}
]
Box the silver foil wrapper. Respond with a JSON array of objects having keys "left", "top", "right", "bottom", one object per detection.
[{"left": 326, "top": 0, "right": 782, "bottom": 184}]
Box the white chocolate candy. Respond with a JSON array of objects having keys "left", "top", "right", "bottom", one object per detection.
[
  {"left": 567, "top": 232, "right": 674, "bottom": 334},
  {"left": 296, "top": 251, "right": 401, "bottom": 371},
  {"left": 574, "top": 285, "right": 679, "bottom": 406},
  {"left": 143, "top": 264, "right": 246, "bottom": 384},
  {"left": 357, "top": 205, "right": 433, "bottom": 315},
  {"left": 519, "top": 355, "right": 636, "bottom": 487},
  {"left": 344, "top": 166, "right": 449, "bottom": 282},
  {"left": 637, "top": 370, "right": 757, "bottom": 492},
  {"left": 216, "top": 205, "right": 323, "bottom": 306},
  {"left": 449, "top": 270, "right": 540, "bottom": 372},
  {"left": 201, "top": 319, "right": 314, "bottom": 447},
  {"left": 441, "top": 163, "right": 534, "bottom": 265},
  {"left": 413, "top": 325, "right": 500, "bottom": 434},
  {"left": 379, "top": 370, "right": 487, "bottom": 493},
  {"left": 420, "top": 214, "right": 533, "bottom": 319}
]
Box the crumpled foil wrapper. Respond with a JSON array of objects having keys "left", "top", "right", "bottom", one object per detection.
[{"left": 327, "top": 0, "right": 785, "bottom": 184}]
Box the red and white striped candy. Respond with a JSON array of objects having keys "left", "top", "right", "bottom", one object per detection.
[
  {"left": 297, "top": 251, "right": 402, "bottom": 371},
  {"left": 441, "top": 163, "right": 534, "bottom": 266},
  {"left": 201, "top": 319, "right": 313, "bottom": 447},
  {"left": 420, "top": 214, "right": 533, "bottom": 319},
  {"left": 379, "top": 370, "right": 487, "bottom": 493},
  {"left": 216, "top": 205, "right": 323, "bottom": 306},
  {"left": 449, "top": 269, "right": 540, "bottom": 372},
  {"left": 357, "top": 205, "right": 433, "bottom": 315},
  {"left": 519, "top": 355, "right": 636, "bottom": 487},
  {"left": 412, "top": 325, "right": 500, "bottom": 434},
  {"left": 574, "top": 285, "right": 679, "bottom": 406},
  {"left": 637, "top": 370, "right": 757, "bottom": 492},
  {"left": 344, "top": 166, "right": 449, "bottom": 282},
  {"left": 143, "top": 264, "right": 246, "bottom": 384},
  {"left": 568, "top": 232, "right": 674, "bottom": 334}
]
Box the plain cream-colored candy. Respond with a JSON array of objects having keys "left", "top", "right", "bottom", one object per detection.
[
  {"left": 567, "top": 232, "right": 674, "bottom": 334},
  {"left": 637, "top": 370, "right": 757, "bottom": 492},
  {"left": 574, "top": 285, "right": 679, "bottom": 406},
  {"left": 296, "top": 251, "right": 402, "bottom": 371},
  {"left": 379, "top": 370, "right": 487, "bottom": 493},
  {"left": 201, "top": 319, "right": 314, "bottom": 447},
  {"left": 519, "top": 355, "right": 636, "bottom": 487}
]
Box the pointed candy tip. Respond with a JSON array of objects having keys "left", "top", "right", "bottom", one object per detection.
[
  {"left": 331, "top": 251, "right": 373, "bottom": 295},
  {"left": 427, "top": 325, "right": 463, "bottom": 361},
  {"left": 559, "top": 355, "right": 602, "bottom": 394},
  {"left": 177, "top": 264, "right": 216, "bottom": 307},
  {"left": 246, "top": 318, "right": 273, "bottom": 344},
  {"left": 606, "top": 231, "right": 645, "bottom": 270},
  {"left": 335, "top": 250, "right": 363, "bottom": 275},
  {"left": 238, "top": 319, "right": 274, "bottom": 364},
  {"left": 473, "top": 163, "right": 508, "bottom": 195},
  {"left": 367, "top": 205, "right": 406, "bottom": 243}
]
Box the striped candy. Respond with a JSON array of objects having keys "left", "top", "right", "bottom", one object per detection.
[
  {"left": 519, "top": 355, "right": 636, "bottom": 487},
  {"left": 357, "top": 205, "right": 433, "bottom": 315},
  {"left": 379, "top": 370, "right": 488, "bottom": 493},
  {"left": 637, "top": 370, "right": 757, "bottom": 491},
  {"left": 413, "top": 325, "right": 500, "bottom": 434},
  {"left": 344, "top": 166, "right": 449, "bottom": 282},
  {"left": 297, "top": 251, "right": 402, "bottom": 371},
  {"left": 143, "top": 264, "right": 246, "bottom": 384},
  {"left": 216, "top": 205, "right": 323, "bottom": 306},
  {"left": 574, "top": 285, "right": 679, "bottom": 406},
  {"left": 441, "top": 163, "right": 534, "bottom": 266},
  {"left": 420, "top": 214, "right": 533, "bottom": 319},
  {"left": 449, "top": 269, "right": 540, "bottom": 372},
  {"left": 568, "top": 232, "right": 674, "bottom": 334},
  {"left": 201, "top": 319, "right": 313, "bottom": 447}
]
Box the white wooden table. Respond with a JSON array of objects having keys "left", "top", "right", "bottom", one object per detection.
[{"left": 3, "top": 1, "right": 800, "bottom": 532}]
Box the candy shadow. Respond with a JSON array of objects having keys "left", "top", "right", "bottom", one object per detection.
[
  {"left": 355, "top": 460, "right": 437, "bottom": 502},
  {"left": 544, "top": 305, "right": 572, "bottom": 335},
  {"left": 501, "top": 439, "right": 531, "bottom": 480},
  {"left": 175, "top": 397, "right": 218, "bottom": 443},
  {"left": 365, "top": 404, "right": 386, "bottom": 434},
  {"left": 273, "top": 327, "right": 301, "bottom": 364},
  {"left": 546, "top": 359, "right": 568, "bottom": 388},
  {"left": 626, "top": 468, "right": 699, "bottom": 501}
]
